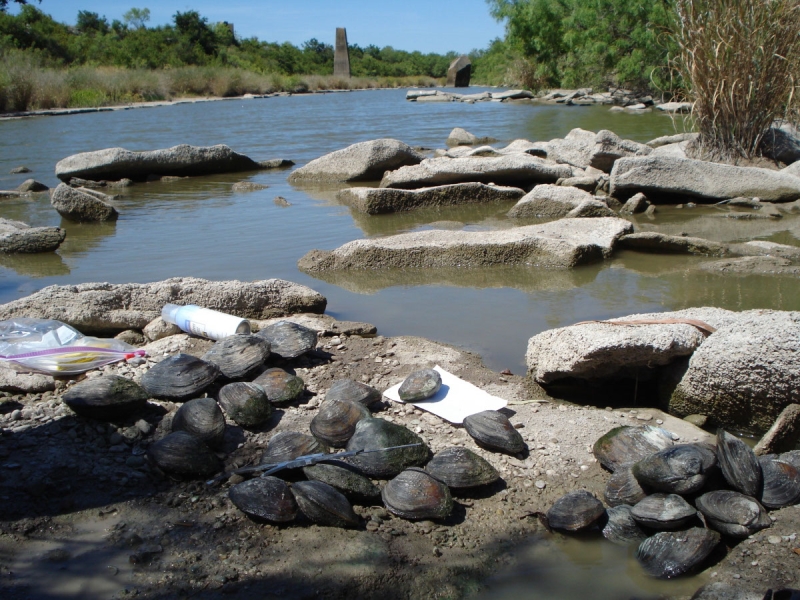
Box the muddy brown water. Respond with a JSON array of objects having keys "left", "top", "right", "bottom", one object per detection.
[{"left": 0, "top": 88, "right": 797, "bottom": 598}]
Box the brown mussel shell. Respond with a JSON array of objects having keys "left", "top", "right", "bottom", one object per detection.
[
  {"left": 345, "top": 417, "right": 428, "bottom": 478},
  {"left": 171, "top": 397, "right": 226, "bottom": 448},
  {"left": 217, "top": 381, "right": 272, "bottom": 427},
  {"left": 252, "top": 367, "right": 304, "bottom": 404},
  {"left": 604, "top": 464, "right": 647, "bottom": 507},
  {"left": 759, "top": 457, "right": 800, "bottom": 509},
  {"left": 140, "top": 353, "right": 220, "bottom": 401},
  {"left": 602, "top": 505, "right": 648, "bottom": 546},
  {"left": 325, "top": 379, "right": 382, "bottom": 407},
  {"left": 260, "top": 431, "right": 329, "bottom": 465},
  {"left": 463, "top": 410, "right": 526, "bottom": 455},
  {"left": 546, "top": 490, "right": 605, "bottom": 532},
  {"left": 255, "top": 320, "right": 317, "bottom": 359},
  {"left": 302, "top": 461, "right": 380, "bottom": 500},
  {"left": 201, "top": 334, "right": 270, "bottom": 380},
  {"left": 695, "top": 490, "right": 771, "bottom": 538},
  {"left": 632, "top": 444, "right": 716, "bottom": 495},
  {"left": 229, "top": 476, "right": 297, "bottom": 523},
  {"left": 291, "top": 480, "right": 360, "bottom": 528},
  {"left": 636, "top": 527, "right": 721, "bottom": 579},
  {"left": 630, "top": 493, "right": 697, "bottom": 530},
  {"left": 425, "top": 447, "right": 500, "bottom": 489},
  {"left": 398, "top": 368, "right": 442, "bottom": 402},
  {"left": 593, "top": 425, "right": 674, "bottom": 473},
  {"left": 62, "top": 375, "right": 148, "bottom": 421},
  {"left": 310, "top": 398, "right": 371, "bottom": 447},
  {"left": 148, "top": 431, "right": 222, "bottom": 477},
  {"left": 717, "top": 429, "right": 763, "bottom": 498},
  {"left": 382, "top": 467, "right": 453, "bottom": 520}
]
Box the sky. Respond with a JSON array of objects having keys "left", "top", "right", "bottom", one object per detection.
[{"left": 11, "top": 1, "right": 508, "bottom": 55}]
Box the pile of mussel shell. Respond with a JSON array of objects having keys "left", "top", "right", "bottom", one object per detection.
[{"left": 546, "top": 425, "right": 800, "bottom": 579}]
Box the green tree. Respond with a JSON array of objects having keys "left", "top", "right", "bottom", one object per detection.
[
  {"left": 76, "top": 11, "right": 108, "bottom": 35},
  {"left": 123, "top": 7, "right": 149, "bottom": 30}
]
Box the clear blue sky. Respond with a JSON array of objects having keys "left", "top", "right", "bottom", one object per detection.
[{"left": 13, "top": 1, "right": 507, "bottom": 54}]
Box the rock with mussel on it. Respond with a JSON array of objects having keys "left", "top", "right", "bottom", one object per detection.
[
  {"left": 631, "top": 493, "right": 698, "bottom": 530},
  {"left": 140, "top": 353, "right": 220, "bottom": 402},
  {"left": 632, "top": 444, "right": 717, "bottom": 495},
  {"left": 217, "top": 381, "right": 272, "bottom": 427},
  {"left": 547, "top": 490, "right": 605, "bottom": 532},
  {"left": 260, "top": 431, "right": 328, "bottom": 465},
  {"left": 758, "top": 457, "right": 800, "bottom": 509},
  {"left": 716, "top": 429, "right": 763, "bottom": 498},
  {"left": 593, "top": 426, "right": 674, "bottom": 472},
  {"left": 602, "top": 505, "right": 648, "bottom": 546},
  {"left": 604, "top": 464, "right": 647, "bottom": 507},
  {"left": 291, "top": 480, "right": 360, "bottom": 528},
  {"left": 310, "top": 398, "right": 371, "bottom": 447},
  {"left": 228, "top": 476, "right": 298, "bottom": 523},
  {"left": 148, "top": 431, "right": 222, "bottom": 477},
  {"left": 425, "top": 447, "right": 500, "bottom": 489},
  {"left": 303, "top": 462, "right": 380, "bottom": 500},
  {"left": 637, "top": 528, "right": 721, "bottom": 579},
  {"left": 61, "top": 375, "right": 148, "bottom": 420},
  {"left": 695, "top": 490, "right": 771, "bottom": 538},
  {"left": 463, "top": 410, "right": 526, "bottom": 455},
  {"left": 255, "top": 320, "right": 317, "bottom": 359},
  {"left": 345, "top": 417, "right": 428, "bottom": 478},
  {"left": 252, "top": 367, "right": 304, "bottom": 404},
  {"left": 382, "top": 467, "right": 453, "bottom": 520},
  {"left": 171, "top": 397, "right": 226, "bottom": 448},
  {"left": 326, "top": 378, "right": 382, "bottom": 407},
  {"left": 201, "top": 334, "right": 270, "bottom": 380},
  {"left": 398, "top": 368, "right": 442, "bottom": 401}
]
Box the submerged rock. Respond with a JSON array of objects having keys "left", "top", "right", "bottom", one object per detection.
[
  {"left": 0, "top": 218, "right": 65, "bottom": 253},
  {"left": 50, "top": 183, "right": 118, "bottom": 222},
  {"left": 337, "top": 183, "right": 524, "bottom": 214},
  {"left": 618, "top": 232, "right": 729, "bottom": 256},
  {"left": 507, "top": 184, "right": 615, "bottom": 219}
]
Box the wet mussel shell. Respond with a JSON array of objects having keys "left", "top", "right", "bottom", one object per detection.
[
  {"left": 326, "top": 378, "right": 382, "bottom": 407},
  {"left": 602, "top": 505, "right": 648, "bottom": 546},
  {"left": 463, "top": 410, "right": 526, "bottom": 455},
  {"left": 604, "top": 464, "right": 647, "bottom": 507},
  {"left": 398, "top": 368, "right": 442, "bottom": 402},
  {"left": 171, "top": 397, "right": 226, "bottom": 448},
  {"left": 148, "top": 431, "right": 222, "bottom": 477},
  {"left": 717, "top": 429, "right": 763, "bottom": 498},
  {"left": 593, "top": 425, "right": 674, "bottom": 473},
  {"left": 546, "top": 490, "right": 605, "bottom": 532},
  {"left": 201, "top": 334, "right": 270, "bottom": 380},
  {"left": 759, "top": 457, "right": 800, "bottom": 509},
  {"left": 632, "top": 444, "right": 716, "bottom": 495},
  {"left": 778, "top": 450, "right": 800, "bottom": 471},
  {"left": 630, "top": 493, "right": 698, "bottom": 530},
  {"left": 291, "top": 480, "right": 360, "bottom": 528},
  {"left": 260, "top": 431, "right": 329, "bottom": 465},
  {"left": 229, "top": 475, "right": 298, "bottom": 523},
  {"left": 382, "top": 467, "right": 453, "bottom": 520},
  {"left": 252, "top": 367, "right": 304, "bottom": 404},
  {"left": 636, "top": 527, "right": 721, "bottom": 579},
  {"left": 695, "top": 490, "right": 771, "bottom": 538},
  {"left": 217, "top": 381, "right": 272, "bottom": 427},
  {"left": 140, "top": 353, "right": 220, "bottom": 402},
  {"left": 425, "top": 446, "right": 500, "bottom": 489},
  {"left": 345, "top": 417, "right": 428, "bottom": 478},
  {"left": 310, "top": 398, "right": 371, "bottom": 447},
  {"left": 255, "top": 320, "right": 317, "bottom": 359},
  {"left": 303, "top": 461, "right": 380, "bottom": 500},
  {"left": 62, "top": 375, "right": 148, "bottom": 421}
]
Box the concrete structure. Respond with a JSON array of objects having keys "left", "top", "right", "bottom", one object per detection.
[
  {"left": 334, "top": 28, "right": 351, "bottom": 78},
  {"left": 447, "top": 55, "right": 471, "bottom": 87}
]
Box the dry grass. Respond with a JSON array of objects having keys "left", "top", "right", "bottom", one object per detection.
[{"left": 671, "top": 0, "right": 800, "bottom": 161}]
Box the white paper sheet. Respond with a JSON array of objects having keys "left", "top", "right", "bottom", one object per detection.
[{"left": 382, "top": 365, "right": 508, "bottom": 424}]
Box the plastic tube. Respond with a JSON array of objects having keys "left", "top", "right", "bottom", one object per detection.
[{"left": 161, "top": 304, "right": 250, "bottom": 341}]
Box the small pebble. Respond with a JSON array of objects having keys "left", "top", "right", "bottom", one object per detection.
[
  {"left": 535, "top": 480, "right": 546, "bottom": 489},
  {"left": 768, "top": 535, "right": 782, "bottom": 545}
]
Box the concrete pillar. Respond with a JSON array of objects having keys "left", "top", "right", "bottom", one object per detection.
[{"left": 334, "top": 28, "right": 351, "bottom": 78}]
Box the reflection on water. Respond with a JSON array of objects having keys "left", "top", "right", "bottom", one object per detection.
[{"left": 0, "top": 252, "right": 70, "bottom": 277}]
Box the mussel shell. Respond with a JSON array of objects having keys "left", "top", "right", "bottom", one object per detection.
[
  {"left": 260, "top": 431, "right": 329, "bottom": 465},
  {"left": 759, "top": 457, "right": 800, "bottom": 509},
  {"left": 326, "top": 379, "right": 382, "bottom": 407},
  {"left": 217, "top": 381, "right": 272, "bottom": 427},
  {"left": 604, "top": 464, "right": 647, "bottom": 507},
  {"left": 252, "top": 367, "right": 304, "bottom": 404},
  {"left": 398, "top": 368, "right": 442, "bottom": 402},
  {"left": 291, "top": 480, "right": 360, "bottom": 528},
  {"left": 717, "top": 429, "right": 763, "bottom": 498},
  {"left": 463, "top": 410, "right": 526, "bottom": 455},
  {"left": 630, "top": 493, "right": 697, "bottom": 530},
  {"left": 255, "top": 320, "right": 317, "bottom": 359},
  {"left": 695, "top": 490, "right": 771, "bottom": 538},
  {"left": 229, "top": 476, "right": 297, "bottom": 522},
  {"left": 140, "top": 353, "right": 220, "bottom": 401},
  {"left": 345, "top": 417, "right": 428, "bottom": 478},
  {"left": 310, "top": 398, "right": 371, "bottom": 447},
  {"left": 302, "top": 461, "right": 380, "bottom": 499},
  {"left": 382, "top": 467, "right": 453, "bottom": 520},
  {"left": 546, "top": 490, "right": 605, "bottom": 532},
  {"left": 62, "top": 375, "right": 148, "bottom": 421},
  {"left": 148, "top": 431, "right": 222, "bottom": 477},
  {"left": 201, "top": 334, "right": 270, "bottom": 380},
  {"left": 633, "top": 444, "right": 716, "bottom": 495},
  {"left": 171, "top": 397, "right": 226, "bottom": 448},
  {"left": 602, "top": 505, "right": 648, "bottom": 546},
  {"left": 425, "top": 447, "right": 500, "bottom": 489},
  {"left": 636, "top": 527, "right": 721, "bottom": 579},
  {"left": 778, "top": 450, "right": 800, "bottom": 471},
  {"left": 593, "top": 426, "right": 674, "bottom": 473}
]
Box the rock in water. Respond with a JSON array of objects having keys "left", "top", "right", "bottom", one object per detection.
[
  {"left": 201, "top": 334, "right": 270, "bottom": 380},
  {"left": 325, "top": 379, "right": 382, "bottom": 407},
  {"left": 217, "top": 382, "right": 272, "bottom": 427},
  {"left": 50, "top": 183, "right": 118, "bottom": 222},
  {"left": 425, "top": 447, "right": 500, "bottom": 489},
  {"left": 630, "top": 493, "right": 697, "bottom": 530},
  {"left": 291, "top": 480, "right": 360, "bottom": 528},
  {"left": 345, "top": 418, "right": 428, "bottom": 478},
  {"left": 636, "top": 528, "right": 721, "bottom": 579},
  {"left": 632, "top": 444, "right": 716, "bottom": 495},
  {"left": 593, "top": 426, "right": 674, "bottom": 472},
  {"left": 602, "top": 505, "right": 648, "bottom": 546},
  {"left": 398, "top": 368, "right": 442, "bottom": 401},
  {"left": 229, "top": 476, "right": 297, "bottom": 522},
  {"left": 62, "top": 375, "right": 148, "bottom": 420},
  {"left": 695, "top": 490, "right": 771, "bottom": 538},
  {"left": 463, "top": 410, "right": 526, "bottom": 454},
  {"left": 171, "top": 397, "right": 226, "bottom": 448},
  {"left": 0, "top": 218, "right": 65, "bottom": 254},
  {"left": 546, "top": 490, "right": 605, "bottom": 532},
  {"left": 716, "top": 429, "right": 763, "bottom": 498},
  {"left": 148, "top": 431, "right": 221, "bottom": 477},
  {"left": 252, "top": 367, "right": 304, "bottom": 404},
  {"left": 140, "top": 353, "right": 220, "bottom": 401},
  {"left": 255, "top": 320, "right": 317, "bottom": 359},
  {"left": 382, "top": 468, "right": 453, "bottom": 520}
]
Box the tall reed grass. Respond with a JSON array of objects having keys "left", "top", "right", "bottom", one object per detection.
[{"left": 671, "top": 0, "right": 800, "bottom": 161}]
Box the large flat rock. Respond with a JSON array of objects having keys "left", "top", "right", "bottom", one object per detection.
[
  {"left": 508, "top": 184, "right": 615, "bottom": 218},
  {"left": 298, "top": 217, "right": 633, "bottom": 271},
  {"left": 380, "top": 154, "right": 573, "bottom": 189},
  {"left": 545, "top": 128, "right": 651, "bottom": 173},
  {"left": 336, "top": 183, "right": 524, "bottom": 214},
  {"left": 55, "top": 144, "right": 264, "bottom": 182},
  {"left": 610, "top": 156, "right": 800, "bottom": 203},
  {"left": 0, "top": 278, "right": 327, "bottom": 334}
]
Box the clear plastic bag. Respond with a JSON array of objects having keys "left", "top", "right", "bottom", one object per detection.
[{"left": 0, "top": 318, "right": 146, "bottom": 375}]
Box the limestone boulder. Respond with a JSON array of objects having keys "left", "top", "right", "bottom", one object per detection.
[
  {"left": 544, "top": 129, "right": 651, "bottom": 173},
  {"left": 288, "top": 139, "right": 424, "bottom": 183},
  {"left": 507, "top": 184, "right": 615, "bottom": 218},
  {"left": 50, "top": 183, "right": 118, "bottom": 222},
  {"left": 337, "top": 183, "right": 524, "bottom": 214},
  {"left": 446, "top": 128, "right": 495, "bottom": 147},
  {"left": 610, "top": 156, "right": 800, "bottom": 203},
  {"left": 56, "top": 144, "right": 264, "bottom": 182},
  {"left": 617, "top": 232, "right": 729, "bottom": 256},
  {"left": 298, "top": 217, "right": 633, "bottom": 272},
  {"left": 16, "top": 179, "right": 48, "bottom": 193},
  {"left": 0, "top": 278, "right": 327, "bottom": 334},
  {"left": 0, "top": 218, "right": 65, "bottom": 253},
  {"left": 489, "top": 90, "right": 534, "bottom": 101},
  {"left": 782, "top": 160, "right": 800, "bottom": 178},
  {"left": 667, "top": 310, "right": 800, "bottom": 431},
  {"left": 620, "top": 192, "right": 651, "bottom": 214}
]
